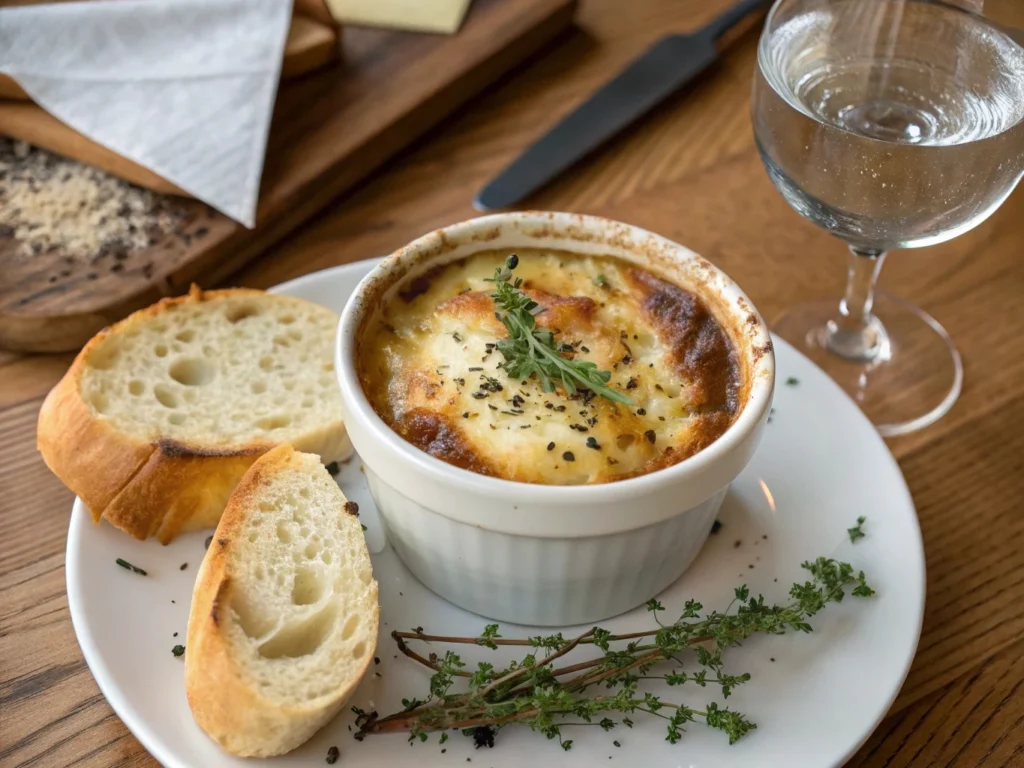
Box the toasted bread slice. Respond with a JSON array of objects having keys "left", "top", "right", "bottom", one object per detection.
[
  {"left": 186, "top": 445, "right": 378, "bottom": 757},
  {"left": 37, "top": 286, "right": 352, "bottom": 543}
]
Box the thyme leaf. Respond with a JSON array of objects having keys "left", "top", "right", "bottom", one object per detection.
[
  {"left": 358, "top": 555, "right": 874, "bottom": 750},
  {"left": 848, "top": 516, "right": 867, "bottom": 543},
  {"left": 486, "top": 255, "right": 631, "bottom": 405}
]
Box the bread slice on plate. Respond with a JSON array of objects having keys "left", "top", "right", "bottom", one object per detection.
[
  {"left": 186, "top": 445, "right": 379, "bottom": 757},
  {"left": 37, "top": 286, "right": 352, "bottom": 543}
]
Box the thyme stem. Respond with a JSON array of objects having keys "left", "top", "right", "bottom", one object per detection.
[{"left": 356, "top": 556, "right": 876, "bottom": 751}]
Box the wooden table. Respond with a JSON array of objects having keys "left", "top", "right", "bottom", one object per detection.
[{"left": 2, "top": 1, "right": 1022, "bottom": 765}]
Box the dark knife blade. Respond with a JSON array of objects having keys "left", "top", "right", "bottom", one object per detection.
[{"left": 475, "top": 0, "right": 770, "bottom": 210}]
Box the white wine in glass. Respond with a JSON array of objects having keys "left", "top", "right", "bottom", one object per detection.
[{"left": 752, "top": 0, "right": 1024, "bottom": 435}]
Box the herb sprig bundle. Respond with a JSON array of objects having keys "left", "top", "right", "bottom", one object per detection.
[
  {"left": 486, "top": 254, "right": 631, "bottom": 405},
  {"left": 354, "top": 556, "right": 875, "bottom": 750}
]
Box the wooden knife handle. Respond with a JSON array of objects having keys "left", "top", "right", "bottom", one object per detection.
[
  {"left": 0, "top": 76, "right": 28, "bottom": 100},
  {"left": 294, "top": 0, "right": 339, "bottom": 28},
  {"left": 0, "top": 103, "right": 188, "bottom": 196},
  {"left": 282, "top": 15, "right": 340, "bottom": 79}
]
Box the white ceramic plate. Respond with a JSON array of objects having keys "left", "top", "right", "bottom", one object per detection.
[{"left": 66, "top": 260, "right": 925, "bottom": 768}]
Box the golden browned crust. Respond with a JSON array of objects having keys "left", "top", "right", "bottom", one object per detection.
[
  {"left": 185, "top": 445, "right": 379, "bottom": 757},
  {"left": 358, "top": 249, "right": 743, "bottom": 485},
  {"left": 36, "top": 285, "right": 347, "bottom": 543},
  {"left": 37, "top": 356, "right": 153, "bottom": 526},
  {"left": 437, "top": 288, "right": 598, "bottom": 339},
  {"left": 107, "top": 445, "right": 268, "bottom": 542},
  {"left": 395, "top": 407, "right": 498, "bottom": 476},
  {"left": 625, "top": 267, "right": 740, "bottom": 414}
]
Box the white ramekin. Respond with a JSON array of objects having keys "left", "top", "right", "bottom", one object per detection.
[{"left": 335, "top": 212, "right": 774, "bottom": 626}]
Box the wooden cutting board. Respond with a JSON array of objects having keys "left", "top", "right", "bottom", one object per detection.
[{"left": 0, "top": 0, "right": 576, "bottom": 352}]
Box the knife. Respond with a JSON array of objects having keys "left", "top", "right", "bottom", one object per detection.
[{"left": 475, "top": 0, "right": 771, "bottom": 211}]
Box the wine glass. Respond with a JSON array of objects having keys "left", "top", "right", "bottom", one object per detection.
[{"left": 752, "top": 0, "right": 1024, "bottom": 436}]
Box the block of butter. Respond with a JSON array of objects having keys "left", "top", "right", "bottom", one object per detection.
[{"left": 324, "top": 0, "right": 472, "bottom": 34}]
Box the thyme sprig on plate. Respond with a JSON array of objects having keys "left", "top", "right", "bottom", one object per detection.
[
  {"left": 486, "top": 254, "right": 631, "bottom": 405},
  {"left": 354, "top": 557, "right": 875, "bottom": 750}
]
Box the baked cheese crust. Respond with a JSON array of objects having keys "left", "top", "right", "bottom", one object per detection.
[{"left": 357, "top": 249, "right": 742, "bottom": 485}]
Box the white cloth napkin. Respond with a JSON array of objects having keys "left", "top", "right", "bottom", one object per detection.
[{"left": 0, "top": 0, "right": 293, "bottom": 227}]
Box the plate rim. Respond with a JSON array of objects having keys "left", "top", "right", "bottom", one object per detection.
[{"left": 65, "top": 259, "right": 926, "bottom": 768}]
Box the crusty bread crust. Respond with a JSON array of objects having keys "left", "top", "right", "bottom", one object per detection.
[
  {"left": 185, "top": 445, "right": 379, "bottom": 757},
  {"left": 36, "top": 286, "right": 351, "bottom": 543}
]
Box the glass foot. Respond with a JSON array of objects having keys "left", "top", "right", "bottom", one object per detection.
[{"left": 772, "top": 292, "right": 963, "bottom": 437}]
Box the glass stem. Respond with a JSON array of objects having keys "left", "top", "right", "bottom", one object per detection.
[{"left": 825, "top": 246, "right": 888, "bottom": 362}]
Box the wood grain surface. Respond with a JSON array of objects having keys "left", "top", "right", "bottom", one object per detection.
[
  {"left": 2, "top": 0, "right": 1023, "bottom": 766},
  {"left": 0, "top": 0, "right": 576, "bottom": 353}
]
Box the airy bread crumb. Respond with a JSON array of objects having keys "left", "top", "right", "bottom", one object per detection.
[{"left": 185, "top": 445, "right": 378, "bottom": 757}]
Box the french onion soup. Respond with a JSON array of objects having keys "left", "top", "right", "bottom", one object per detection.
[{"left": 356, "top": 249, "right": 745, "bottom": 484}]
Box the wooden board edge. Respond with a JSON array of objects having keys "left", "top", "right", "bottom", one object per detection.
[{"left": 0, "top": 0, "right": 577, "bottom": 354}]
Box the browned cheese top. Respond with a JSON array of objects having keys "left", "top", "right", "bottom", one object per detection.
[{"left": 357, "top": 249, "right": 743, "bottom": 484}]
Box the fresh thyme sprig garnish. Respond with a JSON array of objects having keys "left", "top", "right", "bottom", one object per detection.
[
  {"left": 485, "top": 254, "right": 631, "bottom": 405},
  {"left": 354, "top": 556, "right": 875, "bottom": 749}
]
